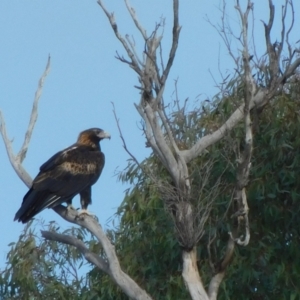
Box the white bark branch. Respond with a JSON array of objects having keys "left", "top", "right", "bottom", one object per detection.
[
  {"left": 0, "top": 56, "right": 51, "bottom": 187},
  {"left": 181, "top": 89, "right": 267, "bottom": 163},
  {"left": 97, "top": 0, "right": 142, "bottom": 75},
  {"left": 207, "top": 234, "right": 235, "bottom": 298},
  {"left": 0, "top": 111, "right": 32, "bottom": 187},
  {"left": 160, "top": 0, "right": 180, "bottom": 85},
  {"left": 50, "top": 205, "right": 153, "bottom": 300},
  {"left": 230, "top": 0, "right": 253, "bottom": 248},
  {"left": 41, "top": 230, "right": 109, "bottom": 272},
  {"left": 17, "top": 55, "right": 51, "bottom": 163},
  {"left": 208, "top": 272, "right": 225, "bottom": 300},
  {"left": 124, "top": 0, "right": 148, "bottom": 41},
  {"left": 143, "top": 104, "right": 180, "bottom": 183},
  {"left": 182, "top": 249, "right": 209, "bottom": 300},
  {"left": 135, "top": 103, "right": 164, "bottom": 159}
]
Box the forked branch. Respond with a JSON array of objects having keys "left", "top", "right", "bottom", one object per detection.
[
  {"left": 18, "top": 55, "right": 51, "bottom": 164},
  {"left": 0, "top": 56, "right": 51, "bottom": 187},
  {"left": 43, "top": 206, "right": 153, "bottom": 300},
  {"left": 97, "top": 0, "right": 142, "bottom": 75},
  {"left": 41, "top": 230, "right": 109, "bottom": 273}
]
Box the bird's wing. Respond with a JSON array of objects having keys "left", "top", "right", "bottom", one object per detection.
[
  {"left": 34, "top": 145, "right": 104, "bottom": 196},
  {"left": 39, "top": 144, "right": 79, "bottom": 172}
]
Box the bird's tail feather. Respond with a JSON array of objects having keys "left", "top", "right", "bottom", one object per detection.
[{"left": 14, "top": 189, "right": 66, "bottom": 223}]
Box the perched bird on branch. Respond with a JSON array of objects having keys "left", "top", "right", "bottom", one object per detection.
[{"left": 14, "top": 128, "right": 110, "bottom": 223}]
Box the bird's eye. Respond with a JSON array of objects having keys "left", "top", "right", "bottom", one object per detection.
[{"left": 94, "top": 129, "right": 101, "bottom": 136}]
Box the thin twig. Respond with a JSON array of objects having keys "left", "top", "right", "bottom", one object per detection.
[
  {"left": 111, "top": 102, "right": 141, "bottom": 168},
  {"left": 285, "top": 0, "right": 294, "bottom": 58},
  {"left": 124, "top": 0, "right": 148, "bottom": 41},
  {"left": 125, "top": 35, "right": 145, "bottom": 67},
  {"left": 41, "top": 230, "right": 109, "bottom": 272},
  {"left": 97, "top": 0, "right": 142, "bottom": 76},
  {"left": 160, "top": 0, "right": 181, "bottom": 85}
]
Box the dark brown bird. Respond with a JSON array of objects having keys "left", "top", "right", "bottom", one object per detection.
[{"left": 14, "top": 128, "right": 110, "bottom": 223}]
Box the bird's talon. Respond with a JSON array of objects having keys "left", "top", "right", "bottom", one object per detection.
[
  {"left": 67, "top": 204, "right": 76, "bottom": 211},
  {"left": 77, "top": 209, "right": 96, "bottom": 218}
]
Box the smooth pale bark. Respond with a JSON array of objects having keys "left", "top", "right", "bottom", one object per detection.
[
  {"left": 182, "top": 248, "right": 209, "bottom": 300},
  {"left": 46, "top": 205, "right": 154, "bottom": 300},
  {"left": 208, "top": 272, "right": 225, "bottom": 300}
]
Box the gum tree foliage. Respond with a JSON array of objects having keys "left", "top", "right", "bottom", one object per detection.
[{"left": 1, "top": 1, "right": 300, "bottom": 299}]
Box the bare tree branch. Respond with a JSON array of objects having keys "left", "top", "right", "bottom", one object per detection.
[
  {"left": 182, "top": 249, "right": 209, "bottom": 300},
  {"left": 207, "top": 212, "right": 235, "bottom": 298},
  {"left": 160, "top": 0, "right": 180, "bottom": 85},
  {"left": 49, "top": 205, "right": 153, "bottom": 300},
  {"left": 181, "top": 89, "right": 267, "bottom": 163},
  {"left": 17, "top": 55, "right": 51, "bottom": 163},
  {"left": 208, "top": 272, "right": 225, "bottom": 300},
  {"left": 124, "top": 0, "right": 148, "bottom": 41},
  {"left": 206, "top": 1, "right": 240, "bottom": 69},
  {"left": 97, "top": 0, "right": 142, "bottom": 75},
  {"left": 125, "top": 34, "right": 145, "bottom": 67},
  {"left": 285, "top": 1, "right": 294, "bottom": 58},
  {"left": 112, "top": 102, "right": 141, "bottom": 168},
  {"left": 0, "top": 111, "right": 32, "bottom": 187},
  {"left": 0, "top": 56, "right": 51, "bottom": 187},
  {"left": 41, "top": 230, "right": 109, "bottom": 273},
  {"left": 230, "top": 0, "right": 253, "bottom": 248}
]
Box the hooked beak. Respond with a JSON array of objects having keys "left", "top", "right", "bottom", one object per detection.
[{"left": 98, "top": 131, "right": 111, "bottom": 140}]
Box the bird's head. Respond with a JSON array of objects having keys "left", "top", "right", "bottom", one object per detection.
[{"left": 77, "top": 128, "right": 111, "bottom": 148}]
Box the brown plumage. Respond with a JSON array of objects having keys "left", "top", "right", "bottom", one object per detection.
[{"left": 14, "top": 128, "right": 110, "bottom": 223}]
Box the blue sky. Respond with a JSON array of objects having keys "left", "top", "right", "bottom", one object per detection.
[{"left": 1, "top": 0, "right": 299, "bottom": 270}]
